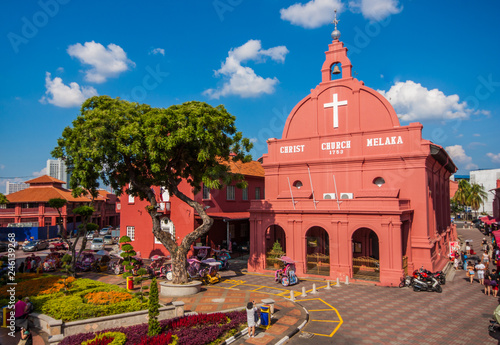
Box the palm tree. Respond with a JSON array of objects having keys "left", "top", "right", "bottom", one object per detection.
[
  {"left": 468, "top": 183, "right": 488, "bottom": 219},
  {"left": 453, "top": 180, "right": 471, "bottom": 219}
]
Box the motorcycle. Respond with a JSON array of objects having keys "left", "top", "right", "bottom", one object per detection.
[
  {"left": 412, "top": 269, "right": 442, "bottom": 293},
  {"left": 419, "top": 267, "right": 446, "bottom": 285}
]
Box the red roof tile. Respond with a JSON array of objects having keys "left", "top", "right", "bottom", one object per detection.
[{"left": 25, "top": 175, "right": 66, "bottom": 184}]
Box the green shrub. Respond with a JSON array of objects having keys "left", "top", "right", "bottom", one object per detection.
[{"left": 82, "top": 331, "right": 127, "bottom": 345}]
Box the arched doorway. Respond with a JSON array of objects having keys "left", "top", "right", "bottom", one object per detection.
[
  {"left": 305, "top": 226, "right": 330, "bottom": 276},
  {"left": 265, "top": 225, "right": 286, "bottom": 269},
  {"left": 352, "top": 228, "right": 380, "bottom": 281}
]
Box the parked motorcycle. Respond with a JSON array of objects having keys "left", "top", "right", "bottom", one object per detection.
[
  {"left": 412, "top": 268, "right": 442, "bottom": 293},
  {"left": 420, "top": 268, "right": 446, "bottom": 285},
  {"left": 488, "top": 305, "right": 500, "bottom": 333}
]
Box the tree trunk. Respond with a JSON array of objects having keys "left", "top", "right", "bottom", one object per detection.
[{"left": 171, "top": 249, "right": 189, "bottom": 284}]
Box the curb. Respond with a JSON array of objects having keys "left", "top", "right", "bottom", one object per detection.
[
  {"left": 222, "top": 328, "right": 249, "bottom": 345},
  {"left": 275, "top": 304, "right": 309, "bottom": 345}
]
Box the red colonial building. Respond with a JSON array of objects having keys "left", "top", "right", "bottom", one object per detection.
[
  {"left": 0, "top": 175, "right": 120, "bottom": 233},
  {"left": 119, "top": 159, "right": 264, "bottom": 259},
  {"left": 247, "top": 27, "right": 457, "bottom": 286}
]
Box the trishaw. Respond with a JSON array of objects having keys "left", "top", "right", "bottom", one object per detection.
[
  {"left": 42, "top": 252, "right": 64, "bottom": 271},
  {"left": 200, "top": 259, "right": 222, "bottom": 285},
  {"left": 275, "top": 256, "right": 299, "bottom": 287},
  {"left": 213, "top": 249, "right": 230, "bottom": 270},
  {"left": 76, "top": 252, "right": 96, "bottom": 272},
  {"left": 193, "top": 246, "right": 211, "bottom": 260}
]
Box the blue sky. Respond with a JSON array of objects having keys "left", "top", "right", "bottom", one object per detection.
[{"left": 1, "top": 0, "right": 499, "bottom": 194}]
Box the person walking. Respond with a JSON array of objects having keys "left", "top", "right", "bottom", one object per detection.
[
  {"left": 484, "top": 270, "right": 492, "bottom": 296},
  {"left": 476, "top": 261, "right": 486, "bottom": 285},
  {"left": 246, "top": 301, "right": 259, "bottom": 338},
  {"left": 467, "top": 262, "right": 475, "bottom": 284},
  {"left": 491, "top": 269, "right": 499, "bottom": 297}
]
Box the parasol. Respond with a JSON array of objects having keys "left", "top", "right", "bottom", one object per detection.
[
  {"left": 150, "top": 255, "right": 163, "bottom": 260},
  {"left": 95, "top": 250, "right": 109, "bottom": 256}
]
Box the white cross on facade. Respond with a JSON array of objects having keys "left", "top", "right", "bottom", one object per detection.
[{"left": 324, "top": 93, "right": 348, "bottom": 128}]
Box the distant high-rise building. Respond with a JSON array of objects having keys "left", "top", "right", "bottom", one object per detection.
[
  {"left": 46, "top": 159, "right": 69, "bottom": 185},
  {"left": 6, "top": 182, "right": 29, "bottom": 195}
]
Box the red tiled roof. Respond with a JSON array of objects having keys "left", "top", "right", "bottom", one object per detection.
[
  {"left": 6, "top": 186, "right": 90, "bottom": 203},
  {"left": 225, "top": 160, "right": 264, "bottom": 178},
  {"left": 25, "top": 175, "right": 66, "bottom": 184}
]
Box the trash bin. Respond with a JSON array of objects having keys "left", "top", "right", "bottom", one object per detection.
[
  {"left": 126, "top": 276, "right": 134, "bottom": 291},
  {"left": 260, "top": 305, "right": 271, "bottom": 329}
]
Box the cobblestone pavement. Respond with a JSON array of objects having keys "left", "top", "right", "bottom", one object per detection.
[{"left": 2, "top": 223, "right": 499, "bottom": 345}]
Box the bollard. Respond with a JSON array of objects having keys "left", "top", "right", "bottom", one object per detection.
[
  {"left": 345, "top": 276, "right": 349, "bottom": 285},
  {"left": 336, "top": 277, "right": 341, "bottom": 287},
  {"left": 311, "top": 283, "right": 318, "bottom": 294},
  {"left": 326, "top": 280, "right": 332, "bottom": 290},
  {"left": 301, "top": 286, "right": 307, "bottom": 297},
  {"left": 290, "top": 290, "right": 295, "bottom": 301}
]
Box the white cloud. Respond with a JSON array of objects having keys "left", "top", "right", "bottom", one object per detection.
[
  {"left": 378, "top": 80, "right": 487, "bottom": 122},
  {"left": 349, "top": 0, "right": 402, "bottom": 21},
  {"left": 40, "top": 72, "right": 98, "bottom": 108},
  {"left": 204, "top": 40, "right": 289, "bottom": 99},
  {"left": 473, "top": 133, "right": 481, "bottom": 137},
  {"left": 280, "top": 0, "right": 343, "bottom": 29},
  {"left": 56, "top": 67, "right": 64, "bottom": 73},
  {"left": 67, "top": 41, "right": 135, "bottom": 83},
  {"left": 149, "top": 48, "right": 165, "bottom": 56},
  {"left": 33, "top": 168, "right": 47, "bottom": 177},
  {"left": 0, "top": 164, "right": 4, "bottom": 170},
  {"left": 487, "top": 153, "right": 500, "bottom": 164},
  {"left": 446, "top": 145, "right": 478, "bottom": 170}
]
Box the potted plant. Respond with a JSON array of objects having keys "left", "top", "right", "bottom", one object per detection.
[{"left": 266, "top": 241, "right": 285, "bottom": 269}]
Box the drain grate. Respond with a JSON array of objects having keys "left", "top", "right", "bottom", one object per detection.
[{"left": 299, "top": 332, "right": 314, "bottom": 339}]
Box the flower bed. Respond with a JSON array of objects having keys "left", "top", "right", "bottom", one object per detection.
[
  {"left": 59, "top": 310, "right": 247, "bottom": 345},
  {"left": 33, "top": 278, "right": 147, "bottom": 321},
  {"left": 0, "top": 274, "right": 147, "bottom": 322}
]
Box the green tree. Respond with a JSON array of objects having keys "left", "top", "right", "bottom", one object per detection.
[
  {"left": 468, "top": 183, "right": 488, "bottom": 218},
  {"left": 52, "top": 96, "right": 251, "bottom": 284},
  {"left": 453, "top": 180, "right": 471, "bottom": 219},
  {"left": 70, "top": 205, "right": 95, "bottom": 276},
  {"left": 48, "top": 198, "right": 67, "bottom": 238},
  {"left": 119, "top": 235, "right": 137, "bottom": 278},
  {"left": 0, "top": 193, "right": 8, "bottom": 205},
  {"left": 148, "top": 277, "right": 161, "bottom": 337}
]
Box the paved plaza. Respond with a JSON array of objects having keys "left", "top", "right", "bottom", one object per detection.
[{"left": 1, "top": 223, "right": 499, "bottom": 345}]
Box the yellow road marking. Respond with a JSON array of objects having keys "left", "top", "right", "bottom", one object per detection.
[{"left": 296, "top": 297, "right": 343, "bottom": 337}]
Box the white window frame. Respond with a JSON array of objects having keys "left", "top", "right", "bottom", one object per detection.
[
  {"left": 202, "top": 185, "right": 210, "bottom": 200},
  {"left": 155, "top": 219, "right": 175, "bottom": 244},
  {"left": 126, "top": 226, "right": 135, "bottom": 241},
  {"left": 226, "top": 185, "right": 235, "bottom": 201},
  {"left": 128, "top": 183, "right": 134, "bottom": 203},
  {"left": 242, "top": 187, "right": 248, "bottom": 201}
]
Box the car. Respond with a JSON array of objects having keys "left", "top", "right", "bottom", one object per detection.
[
  {"left": 22, "top": 240, "right": 49, "bottom": 252},
  {"left": 86, "top": 232, "right": 94, "bottom": 240},
  {"left": 0, "top": 242, "right": 9, "bottom": 252},
  {"left": 90, "top": 237, "right": 104, "bottom": 251},
  {"left": 103, "top": 235, "right": 113, "bottom": 245},
  {"left": 99, "top": 227, "right": 110, "bottom": 236}
]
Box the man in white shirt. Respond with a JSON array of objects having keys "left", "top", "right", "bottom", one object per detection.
[{"left": 476, "top": 262, "right": 486, "bottom": 285}]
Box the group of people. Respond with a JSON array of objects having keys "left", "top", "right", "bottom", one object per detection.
[
  {"left": 14, "top": 295, "right": 34, "bottom": 344},
  {"left": 17, "top": 254, "right": 40, "bottom": 273},
  {"left": 456, "top": 237, "right": 500, "bottom": 296}
]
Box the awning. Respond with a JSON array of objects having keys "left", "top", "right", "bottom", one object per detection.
[
  {"left": 480, "top": 216, "right": 493, "bottom": 222},
  {"left": 493, "top": 230, "right": 500, "bottom": 244},
  {"left": 206, "top": 212, "right": 250, "bottom": 221},
  {"left": 485, "top": 218, "right": 498, "bottom": 225}
]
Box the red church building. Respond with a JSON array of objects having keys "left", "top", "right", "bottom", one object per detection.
[
  {"left": 247, "top": 23, "right": 457, "bottom": 286},
  {"left": 119, "top": 159, "right": 264, "bottom": 259}
]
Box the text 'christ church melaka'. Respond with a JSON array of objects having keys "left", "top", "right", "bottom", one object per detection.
[{"left": 247, "top": 15, "right": 457, "bottom": 286}]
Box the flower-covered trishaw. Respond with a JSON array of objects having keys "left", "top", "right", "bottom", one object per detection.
[{"left": 275, "top": 256, "right": 299, "bottom": 287}]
